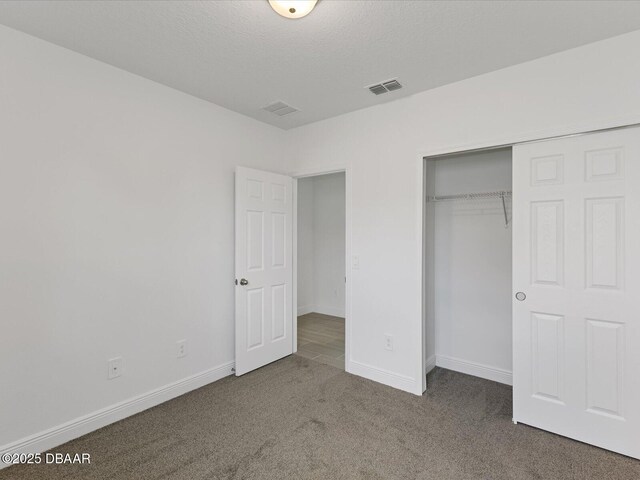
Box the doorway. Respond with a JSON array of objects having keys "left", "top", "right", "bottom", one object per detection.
[
  {"left": 294, "top": 172, "right": 346, "bottom": 370},
  {"left": 423, "top": 147, "right": 513, "bottom": 385}
]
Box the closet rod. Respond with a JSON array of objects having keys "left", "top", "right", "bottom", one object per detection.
[
  {"left": 427, "top": 190, "right": 512, "bottom": 228},
  {"left": 426, "top": 190, "right": 512, "bottom": 202}
]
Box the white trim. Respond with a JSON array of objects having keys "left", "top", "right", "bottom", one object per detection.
[
  {"left": 290, "top": 164, "right": 347, "bottom": 179},
  {"left": 344, "top": 167, "right": 352, "bottom": 374},
  {"left": 435, "top": 354, "right": 512, "bottom": 386},
  {"left": 0, "top": 361, "right": 234, "bottom": 468},
  {"left": 425, "top": 355, "right": 436, "bottom": 374},
  {"left": 296, "top": 305, "right": 346, "bottom": 318},
  {"left": 418, "top": 114, "right": 640, "bottom": 160},
  {"left": 349, "top": 359, "right": 420, "bottom": 395},
  {"left": 416, "top": 152, "right": 427, "bottom": 394},
  {"left": 292, "top": 178, "right": 298, "bottom": 353},
  {"left": 311, "top": 305, "right": 345, "bottom": 318},
  {"left": 297, "top": 304, "right": 315, "bottom": 316}
]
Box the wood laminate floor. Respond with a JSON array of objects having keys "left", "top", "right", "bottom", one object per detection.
[{"left": 295, "top": 313, "right": 344, "bottom": 370}]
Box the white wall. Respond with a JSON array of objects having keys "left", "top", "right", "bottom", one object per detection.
[
  {"left": 313, "top": 173, "right": 346, "bottom": 317},
  {"left": 430, "top": 150, "right": 513, "bottom": 384},
  {"left": 297, "top": 177, "right": 315, "bottom": 313},
  {"left": 288, "top": 30, "right": 640, "bottom": 394},
  {"left": 0, "top": 25, "right": 288, "bottom": 452},
  {"left": 297, "top": 173, "right": 346, "bottom": 317}
]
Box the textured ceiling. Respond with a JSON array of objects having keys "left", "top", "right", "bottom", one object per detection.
[{"left": 1, "top": 1, "right": 640, "bottom": 129}]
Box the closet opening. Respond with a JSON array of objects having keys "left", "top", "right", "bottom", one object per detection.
[
  {"left": 294, "top": 171, "right": 346, "bottom": 370},
  {"left": 423, "top": 147, "right": 513, "bottom": 387}
]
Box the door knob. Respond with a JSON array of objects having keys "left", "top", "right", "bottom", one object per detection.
[
  {"left": 515, "top": 292, "right": 526, "bottom": 301},
  {"left": 239, "top": 278, "right": 249, "bottom": 286}
]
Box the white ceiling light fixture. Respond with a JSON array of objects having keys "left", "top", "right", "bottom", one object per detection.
[{"left": 268, "top": 1, "right": 318, "bottom": 19}]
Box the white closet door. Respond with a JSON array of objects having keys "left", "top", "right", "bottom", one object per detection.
[
  {"left": 235, "top": 167, "right": 293, "bottom": 376},
  {"left": 513, "top": 127, "right": 640, "bottom": 459}
]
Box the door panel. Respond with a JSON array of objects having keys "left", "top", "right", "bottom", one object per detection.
[
  {"left": 235, "top": 167, "right": 293, "bottom": 375},
  {"left": 585, "top": 197, "right": 624, "bottom": 289},
  {"left": 531, "top": 311, "right": 564, "bottom": 403},
  {"left": 530, "top": 200, "right": 564, "bottom": 286},
  {"left": 513, "top": 127, "right": 640, "bottom": 459}
]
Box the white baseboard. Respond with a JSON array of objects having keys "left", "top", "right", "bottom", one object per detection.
[
  {"left": 0, "top": 361, "right": 234, "bottom": 469},
  {"left": 435, "top": 354, "right": 512, "bottom": 386},
  {"left": 425, "top": 355, "right": 436, "bottom": 374},
  {"left": 311, "top": 305, "right": 345, "bottom": 318},
  {"left": 348, "top": 359, "right": 421, "bottom": 395},
  {"left": 297, "top": 304, "right": 315, "bottom": 316},
  {"left": 298, "top": 305, "right": 345, "bottom": 318}
]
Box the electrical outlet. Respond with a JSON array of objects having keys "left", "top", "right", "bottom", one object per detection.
[
  {"left": 384, "top": 334, "right": 393, "bottom": 351},
  {"left": 108, "top": 357, "right": 123, "bottom": 379},
  {"left": 177, "top": 340, "right": 187, "bottom": 358}
]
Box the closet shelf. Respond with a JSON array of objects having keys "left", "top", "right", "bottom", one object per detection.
[
  {"left": 427, "top": 190, "right": 512, "bottom": 228},
  {"left": 426, "top": 190, "right": 512, "bottom": 203}
]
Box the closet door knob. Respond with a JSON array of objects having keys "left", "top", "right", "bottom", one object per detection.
[
  {"left": 239, "top": 278, "right": 249, "bottom": 286},
  {"left": 515, "top": 292, "right": 526, "bottom": 301}
]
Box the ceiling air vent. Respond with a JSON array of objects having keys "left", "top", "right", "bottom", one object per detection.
[
  {"left": 383, "top": 79, "right": 402, "bottom": 91},
  {"left": 368, "top": 84, "right": 388, "bottom": 95},
  {"left": 262, "top": 101, "right": 299, "bottom": 117},
  {"left": 367, "top": 79, "right": 403, "bottom": 95}
]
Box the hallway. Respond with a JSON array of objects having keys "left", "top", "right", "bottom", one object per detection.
[{"left": 295, "top": 313, "right": 345, "bottom": 370}]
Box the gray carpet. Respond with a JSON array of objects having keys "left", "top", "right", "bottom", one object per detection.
[{"left": 2, "top": 356, "right": 638, "bottom": 480}]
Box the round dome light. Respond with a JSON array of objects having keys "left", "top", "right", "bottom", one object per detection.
[{"left": 268, "top": 1, "right": 318, "bottom": 19}]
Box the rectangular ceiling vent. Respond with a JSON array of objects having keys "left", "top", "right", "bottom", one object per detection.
[
  {"left": 367, "top": 79, "right": 403, "bottom": 95},
  {"left": 262, "top": 101, "right": 299, "bottom": 117}
]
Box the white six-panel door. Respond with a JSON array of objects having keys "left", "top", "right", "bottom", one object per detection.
[
  {"left": 513, "top": 127, "right": 640, "bottom": 459},
  {"left": 235, "top": 167, "right": 293, "bottom": 376}
]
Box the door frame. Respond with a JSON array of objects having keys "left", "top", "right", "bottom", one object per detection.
[
  {"left": 417, "top": 120, "right": 640, "bottom": 393},
  {"left": 419, "top": 146, "right": 515, "bottom": 394},
  {"left": 291, "top": 165, "right": 351, "bottom": 373}
]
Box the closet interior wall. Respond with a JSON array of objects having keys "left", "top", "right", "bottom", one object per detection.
[{"left": 425, "top": 148, "right": 513, "bottom": 384}]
